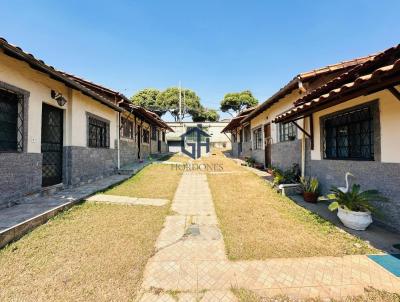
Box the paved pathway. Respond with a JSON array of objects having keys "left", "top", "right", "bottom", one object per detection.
[
  {"left": 87, "top": 194, "right": 168, "bottom": 206},
  {"left": 138, "top": 172, "right": 400, "bottom": 301}
]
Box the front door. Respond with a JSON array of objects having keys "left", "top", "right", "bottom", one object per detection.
[
  {"left": 264, "top": 123, "right": 271, "bottom": 168},
  {"left": 41, "top": 103, "right": 63, "bottom": 187}
]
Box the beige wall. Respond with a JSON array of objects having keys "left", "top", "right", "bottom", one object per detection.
[
  {"left": 250, "top": 89, "right": 306, "bottom": 148},
  {"left": 70, "top": 90, "right": 118, "bottom": 148},
  {"left": 311, "top": 87, "right": 400, "bottom": 163},
  {"left": 0, "top": 52, "right": 118, "bottom": 153}
]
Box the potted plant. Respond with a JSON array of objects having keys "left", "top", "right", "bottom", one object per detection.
[
  {"left": 299, "top": 177, "right": 319, "bottom": 203},
  {"left": 328, "top": 184, "right": 389, "bottom": 231},
  {"left": 266, "top": 165, "right": 275, "bottom": 175}
]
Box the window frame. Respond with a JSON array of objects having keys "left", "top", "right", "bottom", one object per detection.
[
  {"left": 121, "top": 116, "right": 134, "bottom": 140},
  {"left": 151, "top": 125, "right": 157, "bottom": 140},
  {"left": 142, "top": 128, "right": 150, "bottom": 144},
  {"left": 87, "top": 113, "right": 110, "bottom": 149},
  {"left": 252, "top": 127, "right": 262, "bottom": 150},
  {"left": 0, "top": 82, "right": 29, "bottom": 153},
  {"left": 321, "top": 100, "right": 380, "bottom": 161},
  {"left": 243, "top": 125, "right": 251, "bottom": 142},
  {"left": 278, "top": 122, "right": 297, "bottom": 142}
]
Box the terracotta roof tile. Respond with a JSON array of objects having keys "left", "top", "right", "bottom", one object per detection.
[
  {"left": 0, "top": 37, "right": 122, "bottom": 112},
  {"left": 242, "top": 54, "right": 375, "bottom": 123},
  {"left": 273, "top": 54, "right": 400, "bottom": 123}
]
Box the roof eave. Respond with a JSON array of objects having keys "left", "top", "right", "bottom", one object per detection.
[{"left": 0, "top": 40, "right": 122, "bottom": 112}]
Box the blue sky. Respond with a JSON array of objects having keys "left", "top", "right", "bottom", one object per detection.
[{"left": 1, "top": 0, "right": 400, "bottom": 121}]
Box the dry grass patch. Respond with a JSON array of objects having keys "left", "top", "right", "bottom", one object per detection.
[
  {"left": 203, "top": 152, "right": 378, "bottom": 260},
  {"left": 232, "top": 287, "right": 400, "bottom": 302},
  {"left": 163, "top": 153, "right": 190, "bottom": 163},
  {"left": 0, "top": 159, "right": 184, "bottom": 301},
  {"left": 0, "top": 202, "right": 169, "bottom": 301},
  {"left": 106, "top": 162, "right": 183, "bottom": 199}
]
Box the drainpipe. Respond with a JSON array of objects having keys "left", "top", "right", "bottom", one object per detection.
[
  {"left": 301, "top": 118, "right": 306, "bottom": 177},
  {"left": 298, "top": 77, "right": 306, "bottom": 177},
  {"left": 117, "top": 112, "right": 121, "bottom": 170}
]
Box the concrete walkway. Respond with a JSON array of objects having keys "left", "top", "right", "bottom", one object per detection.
[
  {"left": 138, "top": 172, "right": 400, "bottom": 301},
  {"left": 87, "top": 194, "right": 168, "bottom": 206}
]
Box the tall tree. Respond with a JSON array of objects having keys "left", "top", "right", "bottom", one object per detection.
[
  {"left": 192, "top": 107, "right": 220, "bottom": 122},
  {"left": 157, "top": 87, "right": 201, "bottom": 121},
  {"left": 220, "top": 90, "right": 258, "bottom": 116},
  {"left": 130, "top": 88, "right": 166, "bottom": 116}
]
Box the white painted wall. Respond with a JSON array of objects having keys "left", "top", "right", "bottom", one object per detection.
[
  {"left": 250, "top": 89, "right": 306, "bottom": 148},
  {"left": 0, "top": 52, "right": 118, "bottom": 152},
  {"left": 311, "top": 87, "right": 400, "bottom": 163}
]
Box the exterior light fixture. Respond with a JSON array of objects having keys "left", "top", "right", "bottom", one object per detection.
[{"left": 51, "top": 90, "right": 67, "bottom": 107}]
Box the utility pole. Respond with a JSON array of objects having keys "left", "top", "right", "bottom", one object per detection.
[{"left": 178, "top": 81, "right": 182, "bottom": 123}]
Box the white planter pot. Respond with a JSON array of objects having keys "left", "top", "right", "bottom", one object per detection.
[{"left": 337, "top": 207, "right": 373, "bottom": 231}]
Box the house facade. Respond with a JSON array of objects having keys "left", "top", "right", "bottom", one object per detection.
[
  {"left": 0, "top": 38, "right": 171, "bottom": 208},
  {"left": 64, "top": 74, "right": 172, "bottom": 166},
  {"left": 223, "top": 46, "right": 400, "bottom": 231},
  {"left": 223, "top": 107, "right": 255, "bottom": 159},
  {"left": 273, "top": 45, "right": 400, "bottom": 231}
]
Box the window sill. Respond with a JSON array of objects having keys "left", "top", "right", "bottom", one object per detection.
[
  {"left": 323, "top": 157, "right": 374, "bottom": 162},
  {"left": 88, "top": 146, "right": 110, "bottom": 149},
  {"left": 0, "top": 150, "right": 24, "bottom": 154},
  {"left": 121, "top": 137, "right": 135, "bottom": 142}
]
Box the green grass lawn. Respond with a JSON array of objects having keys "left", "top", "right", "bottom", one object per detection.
[{"left": 0, "top": 163, "right": 183, "bottom": 301}]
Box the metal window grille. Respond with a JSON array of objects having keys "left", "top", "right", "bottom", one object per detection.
[
  {"left": 0, "top": 89, "right": 24, "bottom": 152},
  {"left": 88, "top": 116, "right": 110, "bottom": 148},
  {"left": 151, "top": 126, "right": 157, "bottom": 140},
  {"left": 253, "top": 128, "right": 262, "bottom": 149},
  {"left": 279, "top": 122, "right": 296, "bottom": 142},
  {"left": 324, "top": 106, "right": 373, "bottom": 160},
  {"left": 121, "top": 117, "right": 134, "bottom": 139},
  {"left": 142, "top": 129, "right": 150, "bottom": 143}
]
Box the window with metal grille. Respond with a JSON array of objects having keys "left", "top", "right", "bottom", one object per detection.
[
  {"left": 323, "top": 106, "right": 373, "bottom": 160},
  {"left": 142, "top": 129, "right": 150, "bottom": 143},
  {"left": 151, "top": 126, "right": 157, "bottom": 140},
  {"left": 0, "top": 89, "right": 23, "bottom": 152},
  {"left": 244, "top": 125, "right": 251, "bottom": 142},
  {"left": 279, "top": 122, "right": 297, "bottom": 142},
  {"left": 88, "top": 116, "right": 109, "bottom": 148},
  {"left": 253, "top": 127, "right": 262, "bottom": 149},
  {"left": 121, "top": 117, "right": 134, "bottom": 139},
  {"left": 162, "top": 131, "right": 166, "bottom": 141}
]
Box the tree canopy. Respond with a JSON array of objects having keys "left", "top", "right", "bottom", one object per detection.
[
  {"left": 191, "top": 107, "right": 220, "bottom": 122},
  {"left": 220, "top": 90, "right": 258, "bottom": 116},
  {"left": 131, "top": 87, "right": 221, "bottom": 122},
  {"left": 130, "top": 88, "right": 166, "bottom": 116},
  {"left": 157, "top": 87, "right": 201, "bottom": 121}
]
